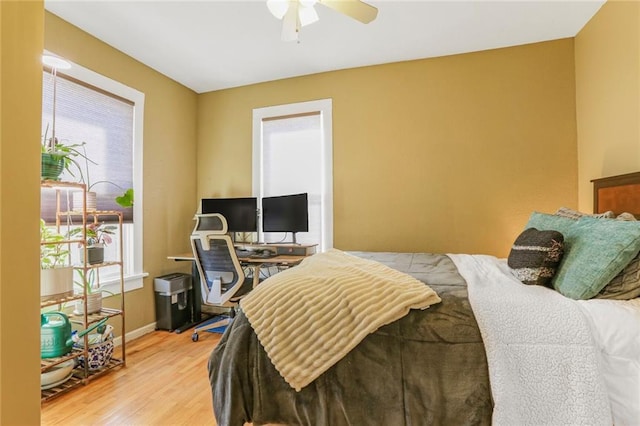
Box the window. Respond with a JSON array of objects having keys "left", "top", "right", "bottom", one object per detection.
[
  {"left": 41, "top": 71, "right": 134, "bottom": 221},
  {"left": 41, "top": 53, "right": 146, "bottom": 293},
  {"left": 252, "top": 99, "right": 333, "bottom": 251}
]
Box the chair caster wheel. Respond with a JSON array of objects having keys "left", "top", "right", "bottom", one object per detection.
[{"left": 192, "top": 333, "right": 199, "bottom": 342}]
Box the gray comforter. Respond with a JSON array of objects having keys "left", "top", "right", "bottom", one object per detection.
[{"left": 208, "top": 253, "right": 493, "bottom": 425}]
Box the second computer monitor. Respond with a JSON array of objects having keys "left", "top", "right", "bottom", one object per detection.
[
  {"left": 201, "top": 197, "right": 258, "bottom": 232},
  {"left": 262, "top": 193, "right": 309, "bottom": 242}
]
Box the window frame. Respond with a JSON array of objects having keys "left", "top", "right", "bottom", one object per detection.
[
  {"left": 44, "top": 51, "right": 147, "bottom": 293},
  {"left": 252, "top": 99, "right": 333, "bottom": 251}
]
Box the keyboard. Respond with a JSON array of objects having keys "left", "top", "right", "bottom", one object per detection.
[
  {"left": 248, "top": 251, "right": 276, "bottom": 259},
  {"left": 235, "top": 249, "right": 254, "bottom": 258}
]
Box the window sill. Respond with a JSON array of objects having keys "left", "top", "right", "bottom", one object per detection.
[{"left": 101, "top": 272, "right": 148, "bottom": 295}]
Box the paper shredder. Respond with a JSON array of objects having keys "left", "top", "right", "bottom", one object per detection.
[{"left": 154, "top": 273, "right": 192, "bottom": 331}]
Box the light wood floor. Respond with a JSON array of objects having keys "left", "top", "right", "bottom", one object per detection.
[{"left": 41, "top": 329, "right": 223, "bottom": 426}]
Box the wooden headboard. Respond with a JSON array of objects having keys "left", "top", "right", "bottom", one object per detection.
[{"left": 592, "top": 172, "right": 640, "bottom": 219}]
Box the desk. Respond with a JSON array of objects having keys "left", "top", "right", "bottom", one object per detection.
[{"left": 168, "top": 252, "right": 308, "bottom": 287}]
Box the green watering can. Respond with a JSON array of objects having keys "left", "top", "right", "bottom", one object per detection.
[{"left": 41, "top": 312, "right": 109, "bottom": 358}]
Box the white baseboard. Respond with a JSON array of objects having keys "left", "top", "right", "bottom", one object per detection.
[{"left": 113, "top": 322, "right": 157, "bottom": 347}]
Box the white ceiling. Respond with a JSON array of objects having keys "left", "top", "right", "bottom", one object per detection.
[{"left": 44, "top": 0, "right": 605, "bottom": 94}]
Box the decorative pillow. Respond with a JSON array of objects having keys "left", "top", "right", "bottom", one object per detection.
[
  {"left": 555, "top": 206, "right": 615, "bottom": 220},
  {"left": 595, "top": 252, "right": 640, "bottom": 300},
  {"left": 552, "top": 217, "right": 640, "bottom": 300},
  {"left": 525, "top": 212, "right": 576, "bottom": 236},
  {"left": 616, "top": 212, "right": 638, "bottom": 221},
  {"left": 508, "top": 228, "right": 564, "bottom": 287}
]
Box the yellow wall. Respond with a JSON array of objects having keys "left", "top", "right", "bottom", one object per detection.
[
  {"left": 44, "top": 12, "right": 199, "bottom": 334},
  {"left": 198, "top": 39, "right": 578, "bottom": 257},
  {"left": 575, "top": 0, "right": 640, "bottom": 212},
  {"left": 0, "top": 1, "right": 44, "bottom": 424}
]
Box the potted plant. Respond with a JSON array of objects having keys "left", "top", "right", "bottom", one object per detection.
[
  {"left": 73, "top": 269, "right": 113, "bottom": 315},
  {"left": 41, "top": 125, "right": 95, "bottom": 182},
  {"left": 40, "top": 218, "right": 74, "bottom": 301},
  {"left": 68, "top": 222, "right": 117, "bottom": 265},
  {"left": 72, "top": 183, "right": 133, "bottom": 212}
]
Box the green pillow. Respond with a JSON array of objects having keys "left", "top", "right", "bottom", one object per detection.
[
  {"left": 525, "top": 212, "right": 576, "bottom": 235},
  {"left": 552, "top": 217, "right": 640, "bottom": 299}
]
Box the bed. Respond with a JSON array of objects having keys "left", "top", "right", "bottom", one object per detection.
[{"left": 208, "top": 173, "right": 640, "bottom": 426}]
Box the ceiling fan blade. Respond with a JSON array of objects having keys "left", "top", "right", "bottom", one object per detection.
[
  {"left": 267, "top": 0, "right": 290, "bottom": 19},
  {"left": 318, "top": 0, "right": 378, "bottom": 24},
  {"left": 281, "top": 0, "right": 300, "bottom": 41},
  {"left": 299, "top": 3, "right": 319, "bottom": 27}
]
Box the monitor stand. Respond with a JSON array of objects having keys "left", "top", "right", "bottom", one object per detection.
[
  {"left": 263, "top": 232, "right": 301, "bottom": 245},
  {"left": 233, "top": 232, "right": 256, "bottom": 244}
]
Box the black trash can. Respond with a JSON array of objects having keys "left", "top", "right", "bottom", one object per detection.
[{"left": 154, "top": 273, "right": 192, "bottom": 331}]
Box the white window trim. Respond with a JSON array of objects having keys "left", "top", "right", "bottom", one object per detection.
[
  {"left": 45, "top": 51, "right": 147, "bottom": 293},
  {"left": 252, "top": 98, "right": 333, "bottom": 251}
]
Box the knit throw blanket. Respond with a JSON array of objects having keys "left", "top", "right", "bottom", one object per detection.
[
  {"left": 449, "top": 254, "right": 612, "bottom": 425},
  {"left": 240, "top": 249, "right": 441, "bottom": 391}
]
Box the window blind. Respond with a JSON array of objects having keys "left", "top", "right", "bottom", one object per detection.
[
  {"left": 261, "top": 113, "right": 322, "bottom": 247},
  {"left": 41, "top": 70, "right": 134, "bottom": 223}
]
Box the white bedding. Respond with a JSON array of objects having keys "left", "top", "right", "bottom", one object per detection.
[
  {"left": 576, "top": 297, "right": 640, "bottom": 425},
  {"left": 450, "top": 254, "right": 640, "bottom": 426}
]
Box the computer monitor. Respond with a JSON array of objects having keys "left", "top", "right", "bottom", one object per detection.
[
  {"left": 262, "top": 193, "right": 309, "bottom": 243},
  {"left": 201, "top": 197, "right": 258, "bottom": 233}
]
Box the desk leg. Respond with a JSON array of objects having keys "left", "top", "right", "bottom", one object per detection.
[{"left": 192, "top": 261, "right": 202, "bottom": 322}]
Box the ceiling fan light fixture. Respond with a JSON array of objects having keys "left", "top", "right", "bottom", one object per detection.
[
  {"left": 281, "top": 0, "right": 300, "bottom": 41},
  {"left": 267, "top": 0, "right": 289, "bottom": 20}
]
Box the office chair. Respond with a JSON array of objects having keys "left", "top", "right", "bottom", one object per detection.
[{"left": 190, "top": 213, "right": 253, "bottom": 342}]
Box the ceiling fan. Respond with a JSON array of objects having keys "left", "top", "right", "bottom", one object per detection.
[{"left": 267, "top": 0, "right": 378, "bottom": 42}]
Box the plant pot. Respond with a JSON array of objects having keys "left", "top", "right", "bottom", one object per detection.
[
  {"left": 41, "top": 266, "right": 74, "bottom": 301},
  {"left": 41, "top": 153, "right": 65, "bottom": 181},
  {"left": 81, "top": 245, "right": 104, "bottom": 265},
  {"left": 72, "top": 191, "right": 97, "bottom": 212},
  {"left": 76, "top": 334, "right": 114, "bottom": 371},
  {"left": 74, "top": 291, "right": 102, "bottom": 315}
]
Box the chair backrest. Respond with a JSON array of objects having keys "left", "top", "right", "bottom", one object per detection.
[
  {"left": 190, "top": 214, "right": 245, "bottom": 306},
  {"left": 193, "top": 213, "right": 227, "bottom": 235}
]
